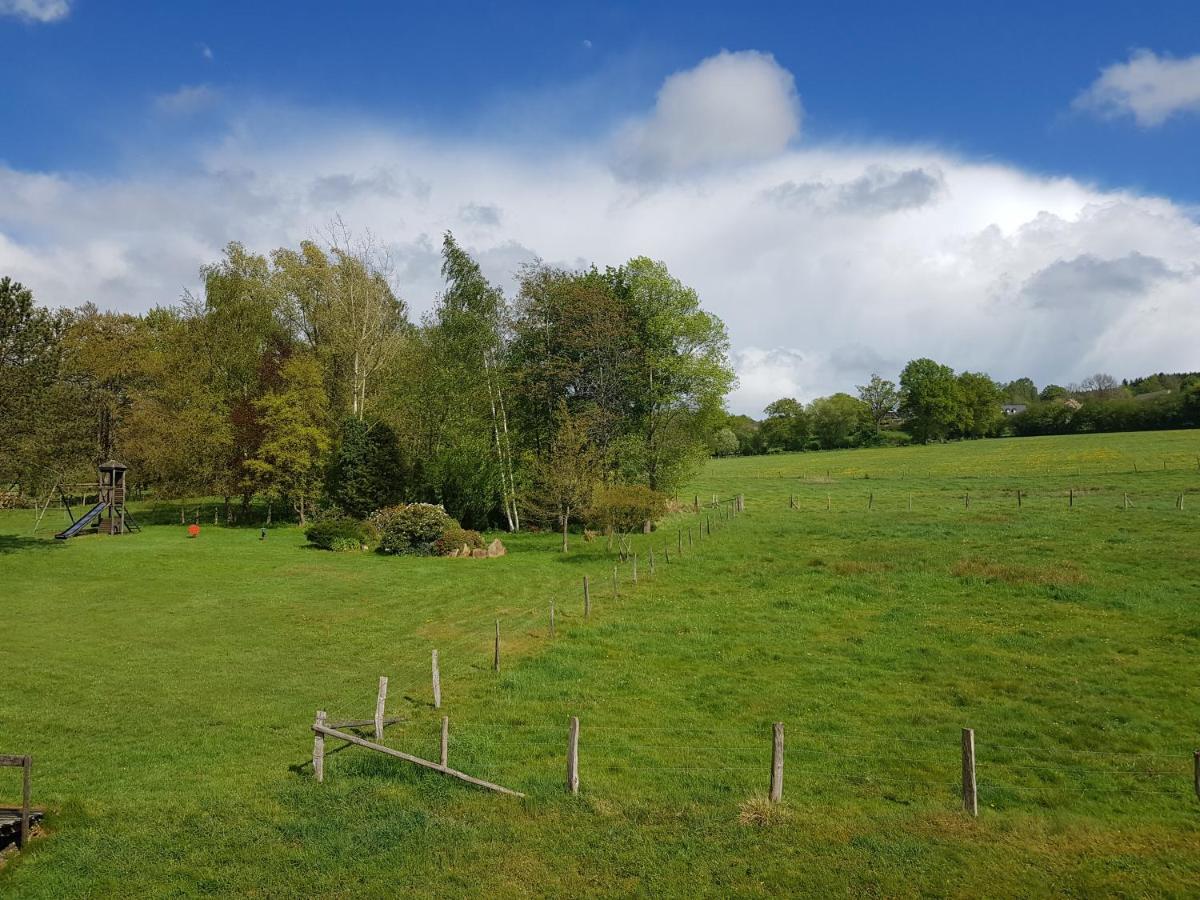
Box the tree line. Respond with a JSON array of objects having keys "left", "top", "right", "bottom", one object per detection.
[
  {"left": 715, "top": 361, "right": 1200, "bottom": 456},
  {"left": 1, "top": 227, "right": 733, "bottom": 534}
]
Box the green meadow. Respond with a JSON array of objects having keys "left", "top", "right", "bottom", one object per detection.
[{"left": 2, "top": 429, "right": 1199, "bottom": 897}]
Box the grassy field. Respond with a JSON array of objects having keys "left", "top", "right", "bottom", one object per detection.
[{"left": 2, "top": 430, "right": 1199, "bottom": 897}]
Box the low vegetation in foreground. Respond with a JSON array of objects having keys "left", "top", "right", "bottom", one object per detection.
[{"left": 3, "top": 429, "right": 1200, "bottom": 896}]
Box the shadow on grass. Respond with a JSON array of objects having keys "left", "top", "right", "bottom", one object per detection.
[{"left": 0, "top": 533, "right": 63, "bottom": 554}]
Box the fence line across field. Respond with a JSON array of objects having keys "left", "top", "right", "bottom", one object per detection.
[{"left": 304, "top": 707, "right": 1200, "bottom": 816}]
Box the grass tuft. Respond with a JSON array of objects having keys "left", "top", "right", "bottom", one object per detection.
[{"left": 737, "top": 796, "right": 791, "bottom": 827}]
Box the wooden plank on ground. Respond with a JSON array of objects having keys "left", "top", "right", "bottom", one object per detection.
[{"left": 313, "top": 724, "right": 525, "bottom": 798}]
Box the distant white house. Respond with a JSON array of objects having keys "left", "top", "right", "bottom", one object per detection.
[{"left": 1001, "top": 404, "right": 1027, "bottom": 416}]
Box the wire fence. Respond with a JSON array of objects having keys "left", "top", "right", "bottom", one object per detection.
[{"left": 304, "top": 490, "right": 1199, "bottom": 814}]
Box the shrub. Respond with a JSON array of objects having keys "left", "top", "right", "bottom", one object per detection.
[
  {"left": 587, "top": 484, "right": 668, "bottom": 534},
  {"left": 305, "top": 516, "right": 371, "bottom": 551},
  {"left": 433, "top": 525, "right": 485, "bottom": 556},
  {"left": 878, "top": 430, "right": 912, "bottom": 447},
  {"left": 370, "top": 503, "right": 456, "bottom": 555}
]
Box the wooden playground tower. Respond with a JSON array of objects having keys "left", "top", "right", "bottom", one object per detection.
[
  {"left": 96, "top": 460, "right": 131, "bottom": 535},
  {"left": 43, "top": 460, "right": 139, "bottom": 539}
]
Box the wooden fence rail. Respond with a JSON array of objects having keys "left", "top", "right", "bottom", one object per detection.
[{"left": 311, "top": 719, "right": 524, "bottom": 798}]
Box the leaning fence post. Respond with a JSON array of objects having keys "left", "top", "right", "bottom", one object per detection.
[
  {"left": 375, "top": 676, "right": 388, "bottom": 740},
  {"left": 440, "top": 716, "right": 449, "bottom": 767},
  {"left": 868, "top": 492, "right": 873, "bottom": 511},
  {"left": 583, "top": 576, "right": 591, "bottom": 617},
  {"left": 1123, "top": 492, "right": 1129, "bottom": 509},
  {"left": 567, "top": 716, "right": 580, "bottom": 795},
  {"left": 20, "top": 755, "right": 31, "bottom": 848},
  {"left": 494, "top": 620, "right": 501, "bottom": 673},
  {"left": 313, "top": 711, "right": 326, "bottom": 783},
  {"left": 962, "top": 727, "right": 978, "bottom": 817},
  {"left": 770, "top": 722, "right": 784, "bottom": 803},
  {"left": 549, "top": 603, "right": 555, "bottom": 638}
]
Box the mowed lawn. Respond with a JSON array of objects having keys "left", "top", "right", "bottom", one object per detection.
[{"left": 2, "top": 430, "right": 1200, "bottom": 897}]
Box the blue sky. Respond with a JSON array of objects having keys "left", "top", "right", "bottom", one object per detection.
[
  {"left": 2, "top": 0, "right": 1199, "bottom": 412},
  {"left": 5, "top": 0, "right": 1198, "bottom": 197}
]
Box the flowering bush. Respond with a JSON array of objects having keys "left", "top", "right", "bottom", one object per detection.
[{"left": 370, "top": 503, "right": 456, "bottom": 555}]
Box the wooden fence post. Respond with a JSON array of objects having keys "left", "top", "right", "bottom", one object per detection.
[
  {"left": 706, "top": 516, "right": 711, "bottom": 536},
  {"left": 1123, "top": 492, "right": 1129, "bottom": 509},
  {"left": 1194, "top": 749, "right": 1199, "bottom": 800},
  {"left": 789, "top": 493, "right": 795, "bottom": 509},
  {"left": 583, "top": 576, "right": 590, "bottom": 617},
  {"left": 694, "top": 495, "right": 699, "bottom": 512},
  {"left": 632, "top": 553, "right": 638, "bottom": 584},
  {"left": 688, "top": 527, "right": 693, "bottom": 547},
  {"left": 649, "top": 547, "right": 655, "bottom": 576},
  {"left": 868, "top": 492, "right": 873, "bottom": 511},
  {"left": 440, "top": 716, "right": 449, "bottom": 767},
  {"left": 677, "top": 529, "right": 683, "bottom": 555},
  {"left": 549, "top": 603, "right": 555, "bottom": 638},
  {"left": 1017, "top": 490, "right": 1022, "bottom": 508},
  {"left": 770, "top": 722, "right": 784, "bottom": 803},
  {"left": 375, "top": 676, "right": 388, "bottom": 740},
  {"left": 567, "top": 716, "right": 580, "bottom": 795},
  {"left": 313, "top": 711, "right": 326, "bottom": 783},
  {"left": 908, "top": 494, "right": 912, "bottom": 512},
  {"left": 964, "top": 492, "right": 969, "bottom": 508},
  {"left": 962, "top": 727, "right": 977, "bottom": 817},
  {"left": 612, "top": 565, "right": 619, "bottom": 598},
  {"left": 494, "top": 620, "right": 501, "bottom": 673},
  {"left": 1069, "top": 488, "right": 1074, "bottom": 508},
  {"left": 826, "top": 493, "right": 831, "bottom": 512},
  {"left": 432, "top": 650, "right": 441, "bottom": 709},
  {"left": 20, "top": 755, "right": 31, "bottom": 848}
]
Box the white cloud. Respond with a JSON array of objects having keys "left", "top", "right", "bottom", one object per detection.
[
  {"left": 1074, "top": 49, "right": 1200, "bottom": 126},
  {"left": 0, "top": 0, "right": 69, "bottom": 22},
  {"left": 2, "top": 52, "right": 1200, "bottom": 416},
  {"left": 199, "top": 42, "right": 214, "bottom": 62},
  {"left": 154, "top": 84, "right": 220, "bottom": 115},
  {"left": 614, "top": 50, "right": 802, "bottom": 179}
]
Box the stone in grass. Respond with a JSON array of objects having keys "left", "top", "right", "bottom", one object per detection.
[
  {"left": 487, "top": 538, "right": 507, "bottom": 558},
  {"left": 460, "top": 543, "right": 471, "bottom": 558},
  {"left": 471, "top": 548, "right": 488, "bottom": 559}
]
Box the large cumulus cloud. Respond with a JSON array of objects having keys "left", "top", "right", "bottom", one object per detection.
[{"left": 2, "top": 52, "right": 1199, "bottom": 415}]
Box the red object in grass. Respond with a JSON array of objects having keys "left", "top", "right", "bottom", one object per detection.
[{"left": 187, "top": 524, "right": 200, "bottom": 538}]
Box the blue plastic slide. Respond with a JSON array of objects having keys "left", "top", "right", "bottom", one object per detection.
[{"left": 55, "top": 501, "right": 107, "bottom": 539}]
